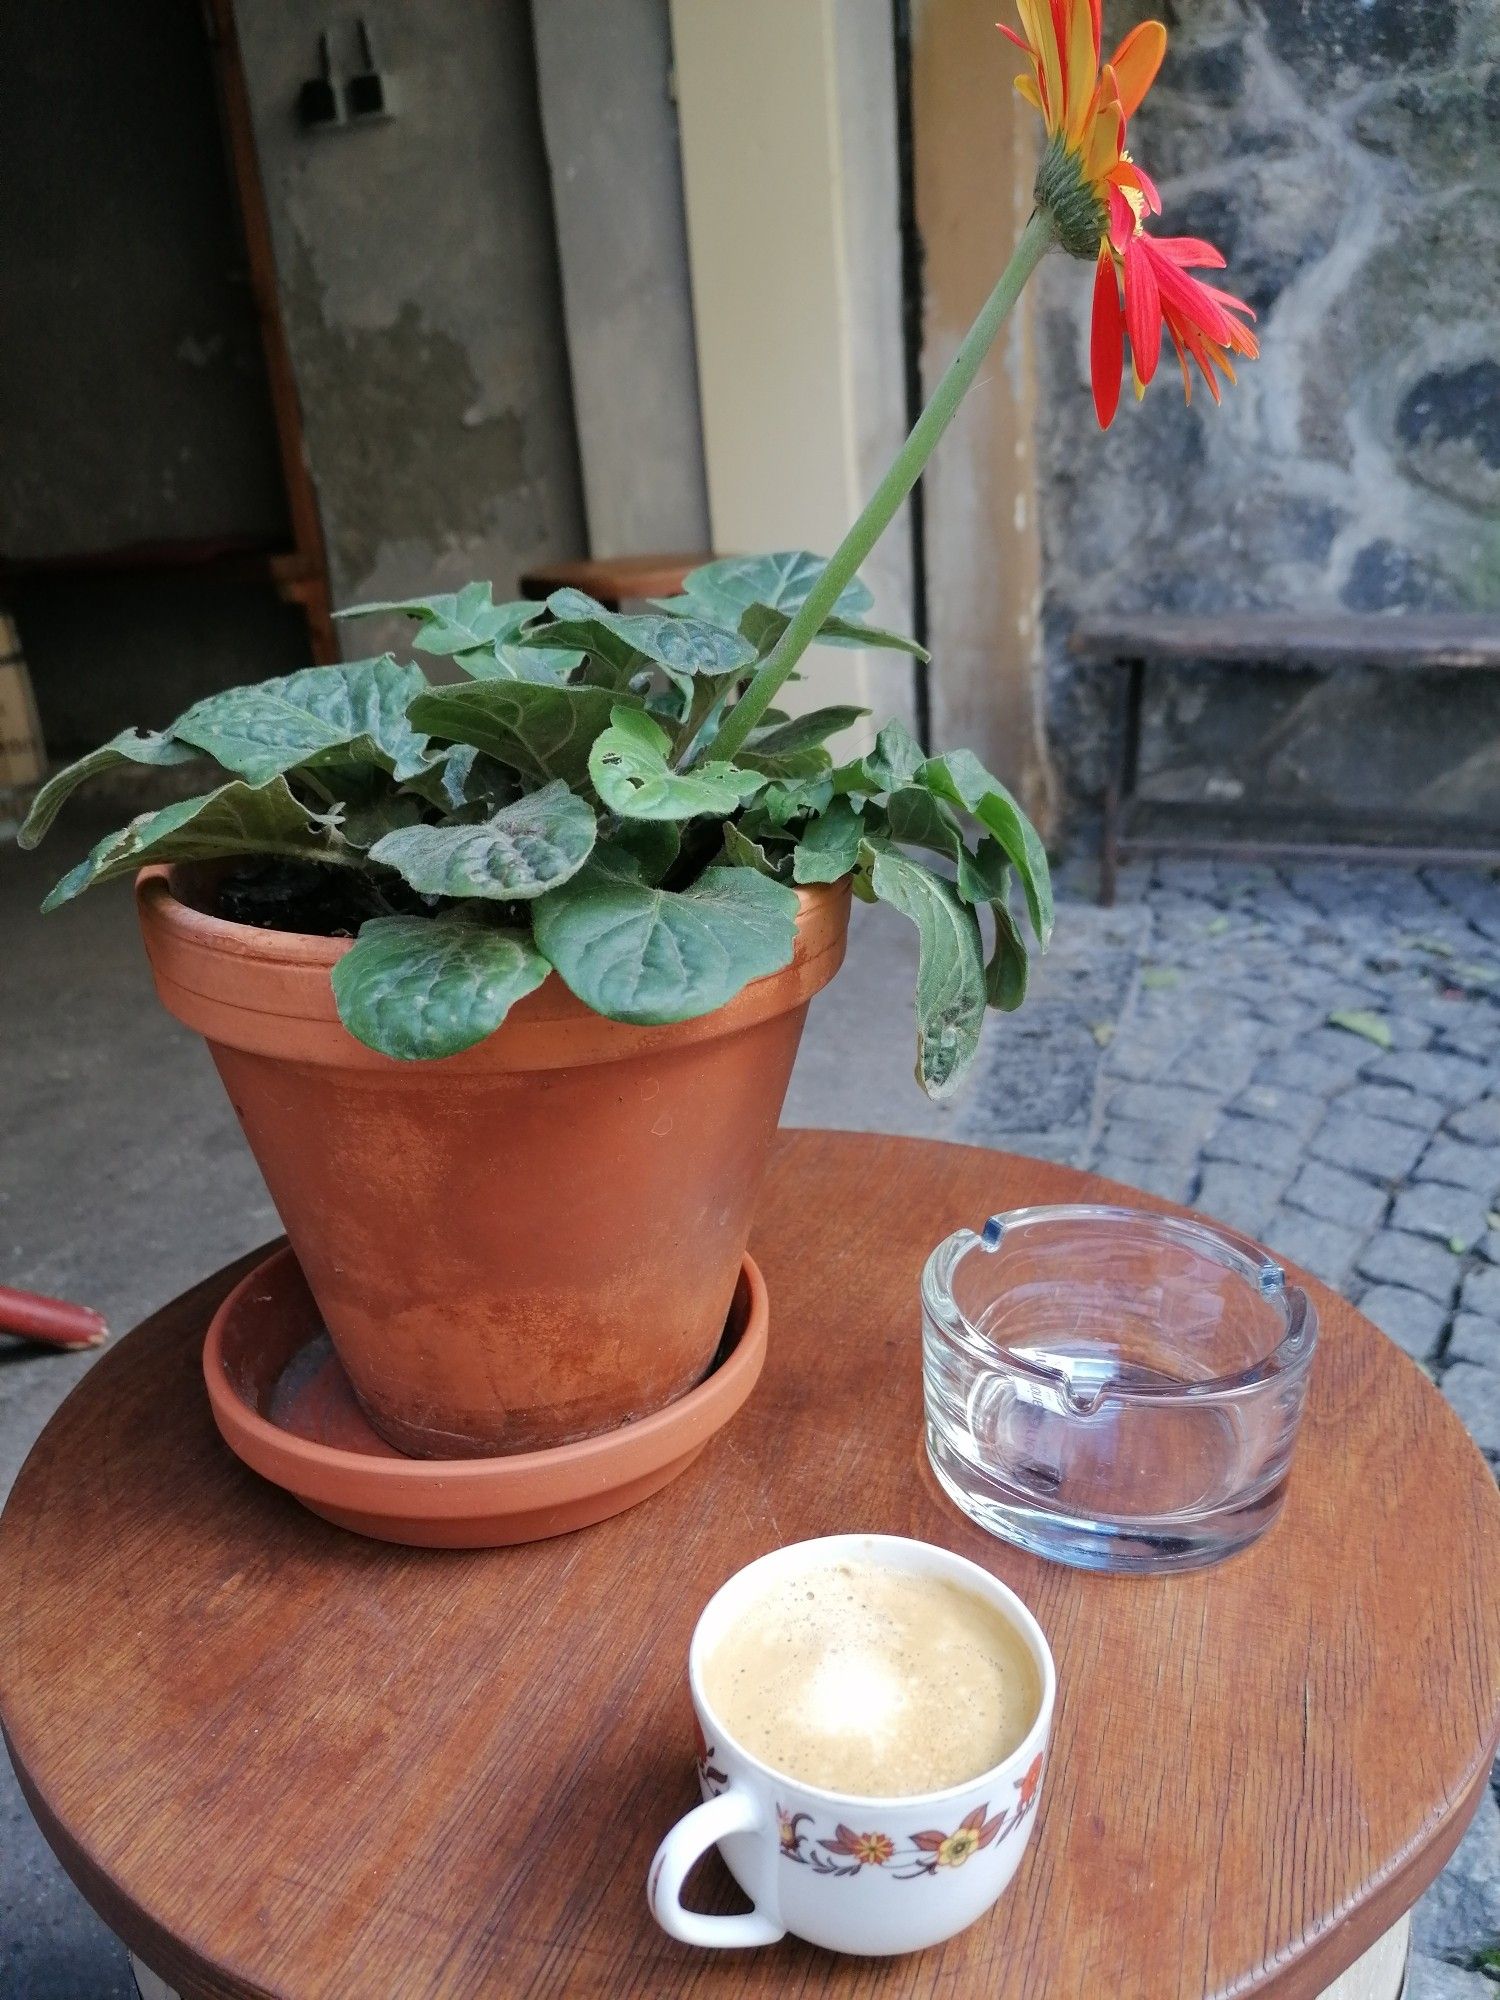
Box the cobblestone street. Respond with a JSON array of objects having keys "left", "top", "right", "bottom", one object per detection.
[{"left": 955, "top": 857, "right": 1500, "bottom": 1995}]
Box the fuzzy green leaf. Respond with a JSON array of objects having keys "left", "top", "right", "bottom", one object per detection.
[
  {"left": 986, "top": 898, "right": 1030, "bottom": 1012},
  {"left": 171, "top": 658, "right": 432, "bottom": 784},
  {"left": 738, "top": 601, "right": 928, "bottom": 660},
  {"left": 746, "top": 706, "right": 870, "bottom": 757},
  {"left": 865, "top": 843, "right": 986, "bottom": 1099},
  {"left": 722, "top": 823, "right": 783, "bottom": 877},
  {"left": 457, "top": 643, "right": 582, "bottom": 684},
  {"left": 41, "top": 779, "right": 338, "bottom": 910},
  {"left": 612, "top": 818, "right": 681, "bottom": 885},
  {"left": 835, "top": 719, "right": 925, "bottom": 797},
  {"left": 883, "top": 788, "right": 1010, "bottom": 908},
  {"left": 675, "top": 551, "right": 875, "bottom": 627},
  {"left": 534, "top": 860, "right": 798, "bottom": 1025},
  {"left": 793, "top": 798, "right": 863, "bottom": 884},
  {"left": 335, "top": 583, "right": 538, "bottom": 657},
  {"left": 916, "top": 749, "right": 1053, "bottom": 949},
  {"left": 408, "top": 680, "right": 629, "bottom": 790},
  {"left": 367, "top": 781, "right": 596, "bottom": 901},
  {"left": 18, "top": 729, "right": 200, "bottom": 849},
  {"left": 588, "top": 706, "right": 764, "bottom": 821},
  {"left": 331, "top": 911, "right": 549, "bottom": 1059},
  {"left": 527, "top": 590, "right": 757, "bottom": 679}
]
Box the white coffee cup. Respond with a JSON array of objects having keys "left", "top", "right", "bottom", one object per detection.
[{"left": 647, "top": 1533, "right": 1055, "bottom": 1955}]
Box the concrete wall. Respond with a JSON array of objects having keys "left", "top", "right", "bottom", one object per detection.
[
  {"left": 530, "top": 0, "right": 710, "bottom": 557},
  {"left": 1036, "top": 0, "right": 1500, "bottom": 827},
  {"left": 233, "top": 1, "right": 586, "bottom": 649},
  {"left": 912, "top": 0, "right": 1054, "bottom": 822},
  {"left": 670, "top": 0, "right": 917, "bottom": 741}
]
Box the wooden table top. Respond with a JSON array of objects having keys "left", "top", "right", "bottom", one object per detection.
[{"left": 3, "top": 1131, "right": 1499, "bottom": 2000}]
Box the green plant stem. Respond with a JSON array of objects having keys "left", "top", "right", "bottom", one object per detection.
[{"left": 705, "top": 207, "right": 1057, "bottom": 768}]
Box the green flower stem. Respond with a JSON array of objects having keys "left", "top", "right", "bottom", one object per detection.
[{"left": 705, "top": 206, "right": 1057, "bottom": 768}]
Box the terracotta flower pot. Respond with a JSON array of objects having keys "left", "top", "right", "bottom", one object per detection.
[{"left": 137, "top": 866, "right": 849, "bottom": 1458}]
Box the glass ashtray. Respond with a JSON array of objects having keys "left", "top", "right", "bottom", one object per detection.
[{"left": 922, "top": 1205, "right": 1318, "bottom": 1574}]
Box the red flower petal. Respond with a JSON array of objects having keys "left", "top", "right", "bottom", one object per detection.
[
  {"left": 1155, "top": 236, "right": 1227, "bottom": 270},
  {"left": 1123, "top": 233, "right": 1163, "bottom": 385},
  {"left": 997, "top": 22, "right": 1030, "bottom": 50},
  {"left": 1090, "top": 252, "right": 1124, "bottom": 428},
  {"left": 1133, "top": 162, "right": 1163, "bottom": 215}
]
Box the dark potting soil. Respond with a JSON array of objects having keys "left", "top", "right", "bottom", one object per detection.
[{"left": 214, "top": 860, "right": 420, "bottom": 938}]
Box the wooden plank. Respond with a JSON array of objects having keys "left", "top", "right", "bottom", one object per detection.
[
  {"left": 2, "top": 1131, "right": 1498, "bottom": 1999},
  {"left": 203, "top": 0, "right": 337, "bottom": 664},
  {"left": 519, "top": 553, "right": 715, "bottom": 607},
  {"left": 1070, "top": 612, "right": 1500, "bottom": 670}
]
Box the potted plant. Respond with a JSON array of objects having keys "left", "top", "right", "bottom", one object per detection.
[{"left": 20, "top": 0, "right": 1252, "bottom": 1464}]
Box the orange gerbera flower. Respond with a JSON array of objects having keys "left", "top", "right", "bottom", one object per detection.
[
  {"left": 1000, "top": 0, "right": 1165, "bottom": 255},
  {"left": 1001, "top": 0, "right": 1256, "bottom": 428},
  {"left": 1092, "top": 232, "right": 1259, "bottom": 426}
]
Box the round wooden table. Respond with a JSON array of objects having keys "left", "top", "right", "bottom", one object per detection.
[{"left": 3, "top": 1132, "right": 1498, "bottom": 2000}]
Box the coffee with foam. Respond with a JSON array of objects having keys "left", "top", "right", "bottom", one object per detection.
[{"left": 701, "top": 1558, "right": 1039, "bottom": 1796}]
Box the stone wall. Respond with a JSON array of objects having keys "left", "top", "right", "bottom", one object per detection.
[{"left": 1036, "top": 0, "right": 1500, "bottom": 826}]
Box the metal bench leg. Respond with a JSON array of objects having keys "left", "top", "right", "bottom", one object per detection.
[{"left": 1100, "top": 656, "right": 1145, "bottom": 906}]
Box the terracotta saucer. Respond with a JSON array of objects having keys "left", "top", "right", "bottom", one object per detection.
[{"left": 203, "top": 1246, "right": 768, "bottom": 1548}]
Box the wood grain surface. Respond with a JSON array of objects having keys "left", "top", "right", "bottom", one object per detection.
[{"left": 3, "top": 1131, "right": 1498, "bottom": 2000}]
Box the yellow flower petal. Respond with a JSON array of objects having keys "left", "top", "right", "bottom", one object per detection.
[
  {"left": 1109, "top": 20, "right": 1166, "bottom": 118},
  {"left": 1065, "top": 0, "right": 1098, "bottom": 140}
]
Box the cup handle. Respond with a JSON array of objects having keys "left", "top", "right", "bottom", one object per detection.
[{"left": 648, "top": 1785, "right": 787, "bottom": 1949}]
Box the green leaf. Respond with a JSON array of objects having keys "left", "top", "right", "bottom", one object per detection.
[
  {"left": 986, "top": 898, "right": 1030, "bottom": 1012},
  {"left": 1327, "top": 1008, "right": 1393, "bottom": 1049},
  {"left": 408, "top": 680, "right": 629, "bottom": 790},
  {"left": 18, "top": 729, "right": 200, "bottom": 849},
  {"left": 737, "top": 744, "right": 833, "bottom": 783},
  {"left": 527, "top": 590, "right": 757, "bottom": 679},
  {"left": 367, "top": 781, "right": 596, "bottom": 901},
  {"left": 534, "top": 862, "right": 798, "bottom": 1025},
  {"left": 588, "top": 706, "right": 764, "bottom": 821},
  {"left": 747, "top": 706, "right": 869, "bottom": 755},
  {"left": 722, "top": 823, "right": 783, "bottom": 877},
  {"left": 335, "top": 583, "right": 539, "bottom": 657},
  {"left": 338, "top": 793, "right": 425, "bottom": 850},
  {"left": 41, "top": 779, "right": 338, "bottom": 910},
  {"left": 739, "top": 600, "right": 928, "bottom": 660},
  {"left": 864, "top": 843, "right": 986, "bottom": 1099},
  {"left": 1140, "top": 965, "right": 1179, "bottom": 990},
  {"left": 835, "top": 719, "right": 925, "bottom": 797},
  {"left": 612, "top": 817, "right": 681, "bottom": 885},
  {"left": 881, "top": 788, "right": 1008, "bottom": 909},
  {"left": 172, "top": 658, "right": 432, "bottom": 784},
  {"left": 676, "top": 551, "right": 875, "bottom": 627},
  {"left": 916, "top": 749, "right": 1053, "bottom": 949},
  {"left": 793, "top": 798, "right": 863, "bottom": 884},
  {"left": 331, "top": 911, "right": 549, "bottom": 1060},
  {"left": 760, "top": 774, "right": 835, "bottom": 827},
  {"left": 457, "top": 642, "right": 582, "bottom": 685}
]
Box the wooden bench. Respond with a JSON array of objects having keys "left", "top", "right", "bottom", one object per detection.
[
  {"left": 1070, "top": 613, "right": 1500, "bottom": 904},
  {"left": 520, "top": 553, "right": 717, "bottom": 611}
]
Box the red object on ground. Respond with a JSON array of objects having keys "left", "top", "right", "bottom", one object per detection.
[{"left": 0, "top": 1287, "right": 109, "bottom": 1350}]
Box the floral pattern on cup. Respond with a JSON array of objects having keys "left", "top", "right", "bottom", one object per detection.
[{"left": 700, "top": 1738, "right": 1045, "bottom": 1882}]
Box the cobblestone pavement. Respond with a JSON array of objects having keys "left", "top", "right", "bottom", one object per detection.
[{"left": 954, "top": 856, "right": 1500, "bottom": 1992}]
